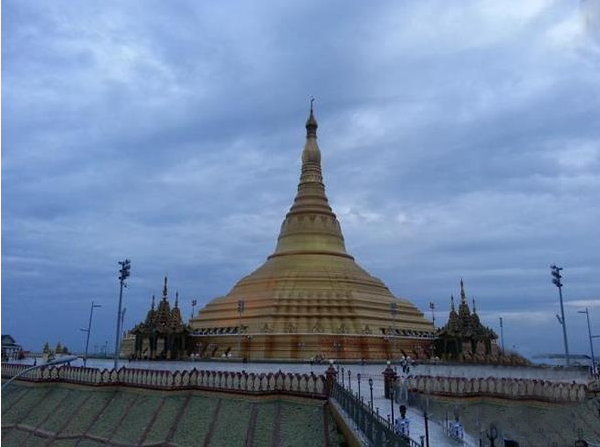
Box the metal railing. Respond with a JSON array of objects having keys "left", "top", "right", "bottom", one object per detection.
[{"left": 331, "top": 379, "right": 423, "bottom": 447}]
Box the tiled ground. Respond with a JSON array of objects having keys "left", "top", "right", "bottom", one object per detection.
[
  {"left": 416, "top": 395, "right": 600, "bottom": 446},
  {"left": 1, "top": 383, "right": 340, "bottom": 447}
]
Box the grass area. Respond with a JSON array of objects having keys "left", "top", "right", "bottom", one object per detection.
[
  {"left": 209, "top": 398, "right": 254, "bottom": 446},
  {"left": 172, "top": 395, "right": 219, "bottom": 445},
  {"left": 252, "top": 400, "right": 276, "bottom": 446},
  {"left": 60, "top": 390, "right": 114, "bottom": 437},
  {"left": 47, "top": 440, "right": 79, "bottom": 447},
  {"left": 40, "top": 389, "right": 89, "bottom": 433},
  {"left": 1, "top": 383, "right": 342, "bottom": 447},
  {"left": 23, "top": 387, "right": 71, "bottom": 429},
  {"left": 88, "top": 391, "right": 136, "bottom": 439},
  {"left": 279, "top": 401, "right": 327, "bottom": 447},
  {"left": 141, "top": 395, "right": 186, "bottom": 445},
  {"left": 111, "top": 394, "right": 162, "bottom": 445},
  {"left": 2, "top": 386, "right": 49, "bottom": 425}
]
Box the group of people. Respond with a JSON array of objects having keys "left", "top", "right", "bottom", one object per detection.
[{"left": 392, "top": 404, "right": 465, "bottom": 442}]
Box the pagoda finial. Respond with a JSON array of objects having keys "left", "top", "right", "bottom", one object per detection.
[
  {"left": 450, "top": 295, "right": 455, "bottom": 312},
  {"left": 472, "top": 298, "right": 477, "bottom": 313},
  {"left": 306, "top": 97, "right": 318, "bottom": 138},
  {"left": 175, "top": 291, "right": 179, "bottom": 308},
  {"left": 162, "top": 276, "right": 168, "bottom": 300},
  {"left": 151, "top": 294, "right": 155, "bottom": 310},
  {"left": 460, "top": 278, "right": 466, "bottom": 303}
]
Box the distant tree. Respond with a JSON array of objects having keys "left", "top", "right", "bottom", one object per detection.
[
  {"left": 43, "top": 342, "right": 50, "bottom": 354},
  {"left": 62, "top": 345, "right": 69, "bottom": 354},
  {"left": 55, "top": 342, "right": 63, "bottom": 354}
]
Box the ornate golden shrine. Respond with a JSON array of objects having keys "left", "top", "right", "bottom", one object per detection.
[
  {"left": 189, "top": 106, "right": 434, "bottom": 360},
  {"left": 130, "top": 277, "right": 190, "bottom": 360}
]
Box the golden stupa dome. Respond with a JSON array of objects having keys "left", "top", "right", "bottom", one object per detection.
[{"left": 190, "top": 104, "right": 433, "bottom": 360}]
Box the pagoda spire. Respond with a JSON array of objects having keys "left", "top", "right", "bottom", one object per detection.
[
  {"left": 460, "top": 279, "right": 466, "bottom": 303},
  {"left": 151, "top": 294, "right": 155, "bottom": 310},
  {"left": 175, "top": 291, "right": 179, "bottom": 308},
  {"left": 269, "top": 102, "right": 351, "bottom": 260},
  {"left": 472, "top": 298, "right": 477, "bottom": 314},
  {"left": 306, "top": 97, "right": 318, "bottom": 138},
  {"left": 450, "top": 295, "right": 455, "bottom": 312},
  {"left": 162, "top": 276, "right": 168, "bottom": 300}
]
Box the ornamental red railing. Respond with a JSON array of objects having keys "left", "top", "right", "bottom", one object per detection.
[
  {"left": 1, "top": 363, "right": 327, "bottom": 399},
  {"left": 404, "top": 374, "right": 588, "bottom": 403}
]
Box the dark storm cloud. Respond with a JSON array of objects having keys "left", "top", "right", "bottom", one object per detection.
[{"left": 2, "top": 0, "right": 599, "bottom": 357}]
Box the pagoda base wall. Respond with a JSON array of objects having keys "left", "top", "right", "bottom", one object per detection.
[{"left": 188, "top": 333, "right": 433, "bottom": 361}]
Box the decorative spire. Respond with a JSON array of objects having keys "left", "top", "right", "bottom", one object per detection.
[
  {"left": 450, "top": 295, "right": 455, "bottom": 312},
  {"left": 269, "top": 100, "right": 351, "bottom": 260},
  {"left": 175, "top": 291, "right": 179, "bottom": 308},
  {"left": 151, "top": 294, "right": 155, "bottom": 310},
  {"left": 460, "top": 279, "right": 466, "bottom": 303},
  {"left": 472, "top": 298, "right": 477, "bottom": 314},
  {"left": 306, "top": 97, "right": 318, "bottom": 138},
  {"left": 162, "top": 276, "right": 168, "bottom": 300}
]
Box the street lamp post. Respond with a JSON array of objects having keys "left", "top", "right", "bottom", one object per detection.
[
  {"left": 191, "top": 299, "right": 197, "bottom": 319},
  {"left": 499, "top": 317, "right": 505, "bottom": 353},
  {"left": 578, "top": 308, "right": 597, "bottom": 374},
  {"left": 114, "top": 259, "right": 131, "bottom": 370},
  {"left": 357, "top": 373, "right": 361, "bottom": 400},
  {"left": 390, "top": 387, "right": 395, "bottom": 427},
  {"left": 390, "top": 302, "right": 398, "bottom": 359},
  {"left": 2, "top": 356, "right": 79, "bottom": 392},
  {"left": 237, "top": 299, "right": 245, "bottom": 359},
  {"left": 429, "top": 302, "right": 436, "bottom": 329},
  {"left": 368, "top": 377, "right": 374, "bottom": 410},
  {"left": 80, "top": 301, "right": 102, "bottom": 367},
  {"left": 550, "top": 264, "right": 570, "bottom": 366}
]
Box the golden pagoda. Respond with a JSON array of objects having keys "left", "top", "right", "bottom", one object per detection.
[{"left": 190, "top": 104, "right": 434, "bottom": 360}]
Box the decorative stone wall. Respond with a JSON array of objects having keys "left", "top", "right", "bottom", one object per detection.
[
  {"left": 1, "top": 363, "right": 326, "bottom": 399},
  {"left": 404, "top": 374, "right": 589, "bottom": 403}
]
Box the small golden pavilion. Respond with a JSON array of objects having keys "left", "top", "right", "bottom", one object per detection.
[
  {"left": 129, "top": 277, "right": 190, "bottom": 360},
  {"left": 434, "top": 280, "right": 498, "bottom": 362}
]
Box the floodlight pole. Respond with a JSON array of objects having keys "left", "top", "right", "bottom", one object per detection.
[
  {"left": 551, "top": 264, "right": 570, "bottom": 366},
  {"left": 390, "top": 302, "right": 398, "bottom": 359},
  {"left": 499, "top": 317, "right": 505, "bottom": 353},
  {"left": 81, "top": 301, "right": 102, "bottom": 367},
  {"left": 114, "top": 259, "right": 131, "bottom": 370},
  {"left": 578, "top": 308, "right": 597, "bottom": 375},
  {"left": 237, "top": 299, "right": 245, "bottom": 359}
]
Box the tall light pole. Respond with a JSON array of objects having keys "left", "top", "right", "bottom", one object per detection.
[
  {"left": 191, "top": 299, "right": 197, "bottom": 319},
  {"left": 499, "top": 317, "right": 505, "bottom": 353},
  {"left": 80, "top": 301, "right": 101, "bottom": 367},
  {"left": 237, "top": 299, "right": 245, "bottom": 359},
  {"left": 578, "top": 308, "right": 597, "bottom": 374},
  {"left": 390, "top": 302, "right": 398, "bottom": 359},
  {"left": 114, "top": 259, "right": 131, "bottom": 370},
  {"left": 121, "top": 308, "right": 127, "bottom": 335},
  {"left": 2, "top": 356, "right": 78, "bottom": 392},
  {"left": 550, "top": 264, "right": 570, "bottom": 366},
  {"left": 429, "top": 302, "right": 436, "bottom": 329}
]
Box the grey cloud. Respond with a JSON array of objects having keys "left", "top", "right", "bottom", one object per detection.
[{"left": 2, "top": 0, "right": 599, "bottom": 358}]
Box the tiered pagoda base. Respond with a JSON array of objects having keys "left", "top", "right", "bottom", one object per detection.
[{"left": 190, "top": 333, "right": 432, "bottom": 361}]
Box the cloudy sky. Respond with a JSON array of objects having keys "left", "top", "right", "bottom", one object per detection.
[{"left": 2, "top": 0, "right": 600, "bottom": 359}]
